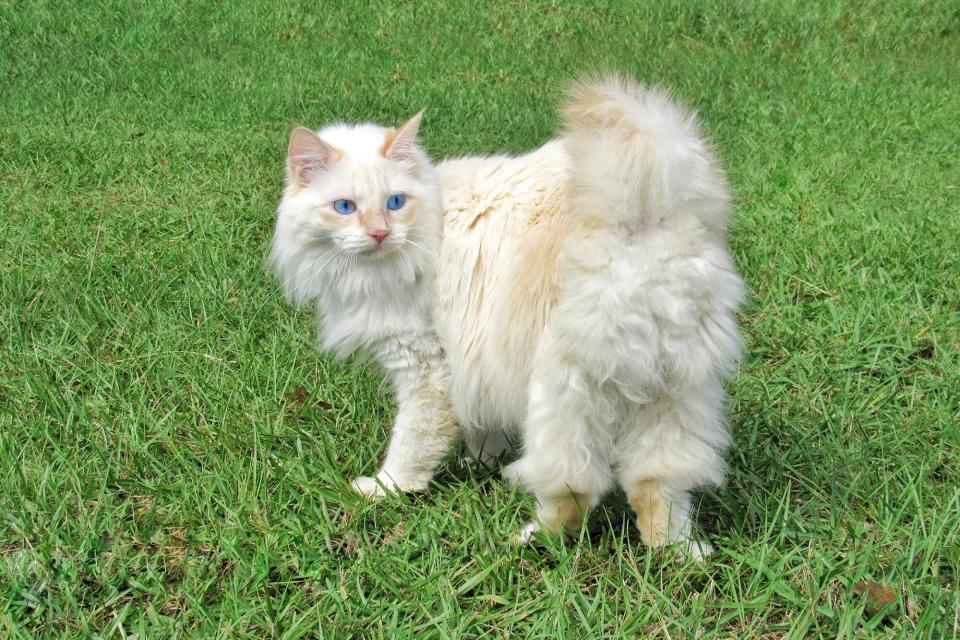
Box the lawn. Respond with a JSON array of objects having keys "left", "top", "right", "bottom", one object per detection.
[{"left": 2, "top": 1, "right": 958, "bottom": 637}]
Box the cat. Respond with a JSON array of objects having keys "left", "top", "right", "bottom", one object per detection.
[
  {"left": 270, "top": 75, "right": 744, "bottom": 558},
  {"left": 269, "top": 113, "right": 460, "bottom": 497}
]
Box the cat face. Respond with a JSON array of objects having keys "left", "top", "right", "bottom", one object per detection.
[
  {"left": 280, "top": 113, "right": 434, "bottom": 260},
  {"left": 271, "top": 113, "right": 441, "bottom": 306}
]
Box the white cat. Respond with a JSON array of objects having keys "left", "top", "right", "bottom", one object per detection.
[
  {"left": 269, "top": 113, "right": 459, "bottom": 496},
  {"left": 271, "top": 76, "right": 744, "bottom": 558}
]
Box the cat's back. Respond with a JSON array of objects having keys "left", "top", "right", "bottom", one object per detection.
[
  {"left": 434, "top": 141, "right": 570, "bottom": 431},
  {"left": 436, "top": 141, "right": 568, "bottom": 227}
]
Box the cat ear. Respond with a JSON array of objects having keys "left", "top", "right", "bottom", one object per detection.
[
  {"left": 382, "top": 110, "right": 424, "bottom": 162},
  {"left": 287, "top": 127, "right": 337, "bottom": 186}
]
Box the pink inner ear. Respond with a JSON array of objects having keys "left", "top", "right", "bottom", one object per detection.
[
  {"left": 383, "top": 111, "right": 423, "bottom": 162},
  {"left": 288, "top": 127, "right": 336, "bottom": 185}
]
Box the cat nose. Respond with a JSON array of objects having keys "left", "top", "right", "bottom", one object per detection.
[{"left": 368, "top": 229, "right": 391, "bottom": 244}]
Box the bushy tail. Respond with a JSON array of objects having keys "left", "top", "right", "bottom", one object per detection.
[{"left": 561, "top": 75, "right": 731, "bottom": 233}]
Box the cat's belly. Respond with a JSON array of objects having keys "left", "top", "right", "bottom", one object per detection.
[{"left": 435, "top": 143, "right": 569, "bottom": 433}]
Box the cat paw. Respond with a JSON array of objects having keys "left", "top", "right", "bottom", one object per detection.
[
  {"left": 351, "top": 475, "right": 392, "bottom": 498},
  {"left": 685, "top": 539, "right": 714, "bottom": 562},
  {"left": 515, "top": 521, "right": 541, "bottom": 545},
  {"left": 650, "top": 538, "right": 714, "bottom": 562}
]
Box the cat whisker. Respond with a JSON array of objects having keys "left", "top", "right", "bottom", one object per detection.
[
  {"left": 312, "top": 247, "right": 343, "bottom": 275},
  {"left": 397, "top": 250, "right": 417, "bottom": 282},
  {"left": 403, "top": 238, "right": 438, "bottom": 260}
]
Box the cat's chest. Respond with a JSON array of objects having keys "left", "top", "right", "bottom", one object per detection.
[{"left": 318, "top": 280, "right": 433, "bottom": 358}]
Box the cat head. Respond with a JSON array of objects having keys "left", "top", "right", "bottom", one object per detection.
[{"left": 270, "top": 113, "right": 441, "bottom": 305}]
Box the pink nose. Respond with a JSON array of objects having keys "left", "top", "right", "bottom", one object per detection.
[{"left": 369, "top": 229, "right": 391, "bottom": 244}]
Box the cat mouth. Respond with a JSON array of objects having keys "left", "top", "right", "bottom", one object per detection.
[{"left": 357, "top": 242, "right": 400, "bottom": 259}]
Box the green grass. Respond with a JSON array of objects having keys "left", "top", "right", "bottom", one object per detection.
[{"left": 2, "top": 0, "right": 959, "bottom": 637}]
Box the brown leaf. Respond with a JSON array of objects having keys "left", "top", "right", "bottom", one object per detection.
[
  {"left": 283, "top": 386, "right": 333, "bottom": 410},
  {"left": 854, "top": 580, "right": 898, "bottom": 615},
  {"left": 283, "top": 386, "right": 310, "bottom": 406}
]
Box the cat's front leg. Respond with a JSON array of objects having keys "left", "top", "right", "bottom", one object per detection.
[{"left": 352, "top": 361, "right": 460, "bottom": 497}]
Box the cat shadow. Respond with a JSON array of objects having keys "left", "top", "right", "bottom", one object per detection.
[
  {"left": 430, "top": 455, "right": 704, "bottom": 548},
  {"left": 425, "top": 390, "right": 822, "bottom": 548},
  {"left": 429, "top": 449, "right": 505, "bottom": 493},
  {"left": 426, "top": 426, "right": 778, "bottom": 550}
]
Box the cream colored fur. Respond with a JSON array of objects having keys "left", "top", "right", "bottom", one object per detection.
[
  {"left": 271, "top": 76, "right": 744, "bottom": 557},
  {"left": 432, "top": 77, "right": 744, "bottom": 556}
]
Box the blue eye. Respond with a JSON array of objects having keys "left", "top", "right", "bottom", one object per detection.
[
  {"left": 333, "top": 199, "right": 356, "bottom": 215},
  {"left": 386, "top": 193, "right": 407, "bottom": 211}
]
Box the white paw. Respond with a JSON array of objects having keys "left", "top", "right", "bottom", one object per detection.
[
  {"left": 684, "top": 539, "right": 714, "bottom": 562},
  {"left": 351, "top": 475, "right": 392, "bottom": 498},
  {"left": 516, "top": 521, "right": 541, "bottom": 545}
]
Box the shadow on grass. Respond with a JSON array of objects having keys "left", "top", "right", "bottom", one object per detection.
[{"left": 419, "top": 398, "right": 825, "bottom": 552}]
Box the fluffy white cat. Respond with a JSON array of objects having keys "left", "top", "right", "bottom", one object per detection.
[
  {"left": 269, "top": 113, "right": 460, "bottom": 496},
  {"left": 270, "top": 76, "right": 744, "bottom": 557}
]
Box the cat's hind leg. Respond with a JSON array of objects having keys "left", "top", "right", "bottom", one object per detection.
[
  {"left": 616, "top": 387, "right": 729, "bottom": 560},
  {"left": 623, "top": 479, "right": 713, "bottom": 560},
  {"left": 507, "top": 357, "right": 616, "bottom": 541}
]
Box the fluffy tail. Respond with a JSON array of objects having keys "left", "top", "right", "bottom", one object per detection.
[{"left": 561, "top": 75, "right": 731, "bottom": 233}]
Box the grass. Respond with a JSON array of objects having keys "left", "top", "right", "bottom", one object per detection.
[{"left": 1, "top": 0, "right": 958, "bottom": 637}]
